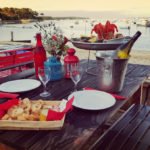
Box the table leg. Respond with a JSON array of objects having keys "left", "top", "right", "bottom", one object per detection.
[{"left": 85, "top": 50, "right": 97, "bottom": 76}]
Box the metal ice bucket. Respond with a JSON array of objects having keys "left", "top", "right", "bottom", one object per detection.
[{"left": 96, "top": 52, "right": 129, "bottom": 93}]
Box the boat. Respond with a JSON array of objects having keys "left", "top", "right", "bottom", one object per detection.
[
  {"left": 136, "top": 19, "right": 150, "bottom": 27},
  {"left": 119, "top": 25, "right": 130, "bottom": 30},
  {"left": 74, "top": 21, "right": 79, "bottom": 25},
  {"left": 115, "top": 21, "right": 131, "bottom": 29},
  {"left": 146, "top": 21, "right": 150, "bottom": 27},
  {"left": 70, "top": 25, "right": 74, "bottom": 28}
]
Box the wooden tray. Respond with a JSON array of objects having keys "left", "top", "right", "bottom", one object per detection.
[{"left": 0, "top": 101, "right": 65, "bottom": 130}]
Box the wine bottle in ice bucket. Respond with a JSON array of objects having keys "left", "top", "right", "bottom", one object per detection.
[{"left": 112, "top": 31, "right": 141, "bottom": 59}]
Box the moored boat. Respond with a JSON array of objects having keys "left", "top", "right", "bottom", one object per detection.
[
  {"left": 115, "top": 21, "right": 131, "bottom": 29},
  {"left": 136, "top": 19, "right": 150, "bottom": 27}
]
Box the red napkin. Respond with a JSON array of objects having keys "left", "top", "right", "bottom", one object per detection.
[
  {"left": 46, "top": 96, "right": 74, "bottom": 121},
  {"left": 0, "top": 92, "right": 19, "bottom": 99},
  {"left": 84, "top": 87, "right": 126, "bottom": 100},
  {"left": 0, "top": 99, "right": 19, "bottom": 119}
]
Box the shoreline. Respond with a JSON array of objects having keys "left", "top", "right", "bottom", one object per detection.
[
  {"left": 0, "top": 41, "right": 150, "bottom": 65},
  {"left": 74, "top": 48, "right": 150, "bottom": 65},
  {"left": 0, "top": 19, "right": 38, "bottom": 25}
]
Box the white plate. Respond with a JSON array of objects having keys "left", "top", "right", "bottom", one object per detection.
[
  {"left": 0, "top": 79, "right": 41, "bottom": 93},
  {"left": 68, "top": 90, "right": 116, "bottom": 110}
]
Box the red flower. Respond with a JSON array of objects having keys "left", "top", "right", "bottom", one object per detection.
[
  {"left": 63, "top": 37, "right": 69, "bottom": 45},
  {"left": 52, "top": 35, "right": 57, "bottom": 41}
]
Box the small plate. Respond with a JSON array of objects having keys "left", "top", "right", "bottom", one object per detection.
[
  {"left": 0, "top": 79, "right": 41, "bottom": 93},
  {"left": 68, "top": 90, "right": 116, "bottom": 110}
]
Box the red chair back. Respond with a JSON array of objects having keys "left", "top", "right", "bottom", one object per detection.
[
  {"left": 0, "top": 55, "right": 14, "bottom": 69},
  {"left": 14, "top": 51, "right": 34, "bottom": 64}
]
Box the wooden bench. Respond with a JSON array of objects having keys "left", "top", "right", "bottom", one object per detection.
[
  {"left": 90, "top": 103, "right": 150, "bottom": 150},
  {"left": 0, "top": 47, "right": 35, "bottom": 73},
  {"left": 90, "top": 85, "right": 150, "bottom": 150}
]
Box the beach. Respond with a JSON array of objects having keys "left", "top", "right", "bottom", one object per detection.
[
  {"left": 129, "top": 50, "right": 150, "bottom": 65},
  {"left": 74, "top": 48, "right": 150, "bottom": 65}
]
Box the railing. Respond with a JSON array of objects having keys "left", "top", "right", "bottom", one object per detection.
[{"left": 0, "top": 47, "right": 35, "bottom": 77}]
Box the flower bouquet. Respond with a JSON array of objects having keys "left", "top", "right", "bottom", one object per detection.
[{"left": 34, "top": 21, "right": 69, "bottom": 60}]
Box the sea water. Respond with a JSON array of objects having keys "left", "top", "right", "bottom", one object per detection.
[{"left": 0, "top": 19, "right": 150, "bottom": 51}]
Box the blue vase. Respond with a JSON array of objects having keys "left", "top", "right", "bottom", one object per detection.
[{"left": 44, "top": 57, "right": 62, "bottom": 81}]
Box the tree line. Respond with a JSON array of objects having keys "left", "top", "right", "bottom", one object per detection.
[
  {"left": 0, "top": 7, "right": 88, "bottom": 21},
  {"left": 0, "top": 7, "right": 38, "bottom": 20}
]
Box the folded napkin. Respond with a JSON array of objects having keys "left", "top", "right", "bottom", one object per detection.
[
  {"left": 83, "top": 87, "right": 126, "bottom": 100},
  {"left": 46, "top": 96, "right": 74, "bottom": 121},
  {"left": 0, "top": 99, "right": 19, "bottom": 119},
  {"left": 0, "top": 92, "right": 19, "bottom": 99}
]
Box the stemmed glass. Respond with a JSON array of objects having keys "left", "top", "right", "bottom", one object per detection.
[
  {"left": 70, "top": 65, "right": 83, "bottom": 92},
  {"left": 38, "top": 67, "right": 51, "bottom": 97}
]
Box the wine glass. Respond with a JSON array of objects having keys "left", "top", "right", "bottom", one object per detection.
[
  {"left": 70, "top": 65, "right": 83, "bottom": 92},
  {"left": 38, "top": 67, "right": 51, "bottom": 97}
]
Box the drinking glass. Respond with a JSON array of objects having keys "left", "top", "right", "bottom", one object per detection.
[
  {"left": 38, "top": 67, "right": 51, "bottom": 97},
  {"left": 70, "top": 65, "right": 83, "bottom": 92}
]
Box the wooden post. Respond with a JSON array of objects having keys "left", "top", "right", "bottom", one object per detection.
[
  {"left": 140, "top": 77, "right": 150, "bottom": 106},
  {"left": 11, "top": 31, "right": 14, "bottom": 41}
]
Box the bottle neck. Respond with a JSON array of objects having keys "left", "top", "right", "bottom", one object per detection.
[
  {"left": 131, "top": 31, "right": 141, "bottom": 41},
  {"left": 36, "top": 33, "right": 43, "bottom": 47},
  {"left": 36, "top": 37, "right": 43, "bottom": 47},
  {"left": 120, "top": 31, "right": 141, "bottom": 54},
  {"left": 113, "top": 31, "right": 141, "bottom": 59}
]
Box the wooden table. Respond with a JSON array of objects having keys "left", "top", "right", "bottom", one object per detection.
[{"left": 0, "top": 59, "right": 150, "bottom": 150}]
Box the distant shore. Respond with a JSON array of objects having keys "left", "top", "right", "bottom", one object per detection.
[
  {"left": 0, "top": 17, "right": 87, "bottom": 25},
  {"left": 0, "top": 19, "right": 38, "bottom": 24}
]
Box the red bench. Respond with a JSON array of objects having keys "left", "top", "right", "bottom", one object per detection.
[{"left": 0, "top": 47, "right": 35, "bottom": 77}]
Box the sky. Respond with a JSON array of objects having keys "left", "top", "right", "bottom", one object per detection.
[{"left": 0, "top": 0, "right": 150, "bottom": 17}]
